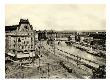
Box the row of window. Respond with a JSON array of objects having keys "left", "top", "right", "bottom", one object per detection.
[
  {"left": 18, "top": 37, "right": 33, "bottom": 42},
  {"left": 18, "top": 45, "right": 33, "bottom": 50}
]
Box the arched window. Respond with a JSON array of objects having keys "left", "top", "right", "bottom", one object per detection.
[
  {"left": 24, "top": 25, "right": 28, "bottom": 29},
  {"left": 18, "top": 38, "right": 21, "bottom": 42}
]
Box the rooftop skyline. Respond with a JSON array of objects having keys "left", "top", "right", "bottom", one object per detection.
[{"left": 5, "top": 4, "right": 105, "bottom": 31}]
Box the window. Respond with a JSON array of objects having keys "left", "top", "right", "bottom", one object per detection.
[
  {"left": 27, "top": 41, "right": 29, "bottom": 44},
  {"left": 24, "top": 25, "right": 28, "bottom": 29},
  {"left": 31, "top": 45, "right": 33, "bottom": 49},
  {"left": 14, "top": 40, "right": 15, "bottom": 43},
  {"left": 22, "top": 46, "right": 24, "bottom": 49},
  {"left": 13, "top": 50, "right": 15, "bottom": 53},
  {"left": 13, "top": 44, "right": 15, "bottom": 47},
  {"left": 28, "top": 45, "right": 30, "bottom": 49},
  {"left": 31, "top": 37, "right": 33, "bottom": 41},
  {"left": 18, "top": 38, "right": 21, "bottom": 42}
]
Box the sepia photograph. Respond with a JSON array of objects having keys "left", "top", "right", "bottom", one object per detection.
[{"left": 5, "top": 4, "right": 106, "bottom": 79}]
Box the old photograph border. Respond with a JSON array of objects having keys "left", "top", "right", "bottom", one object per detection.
[{"left": 0, "top": 0, "right": 110, "bottom": 82}]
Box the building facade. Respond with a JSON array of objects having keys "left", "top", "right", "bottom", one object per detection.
[{"left": 5, "top": 19, "right": 35, "bottom": 59}]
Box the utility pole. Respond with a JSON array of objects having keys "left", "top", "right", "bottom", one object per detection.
[
  {"left": 54, "top": 38, "right": 55, "bottom": 55},
  {"left": 53, "top": 32, "right": 56, "bottom": 55},
  {"left": 47, "top": 63, "right": 50, "bottom": 78},
  {"left": 76, "top": 55, "right": 79, "bottom": 66},
  {"left": 38, "top": 40, "right": 41, "bottom": 78},
  {"left": 39, "top": 40, "right": 41, "bottom": 68}
]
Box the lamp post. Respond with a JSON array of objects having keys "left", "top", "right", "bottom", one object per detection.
[
  {"left": 53, "top": 32, "right": 56, "bottom": 56},
  {"left": 39, "top": 43, "right": 41, "bottom": 68},
  {"left": 76, "top": 55, "right": 79, "bottom": 66},
  {"left": 47, "top": 63, "right": 50, "bottom": 78}
]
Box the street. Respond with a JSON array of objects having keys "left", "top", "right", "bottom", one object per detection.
[{"left": 5, "top": 40, "right": 106, "bottom": 79}]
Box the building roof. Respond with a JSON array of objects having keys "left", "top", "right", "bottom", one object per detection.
[
  {"left": 5, "top": 25, "right": 19, "bottom": 31},
  {"left": 5, "top": 19, "right": 33, "bottom": 32},
  {"left": 19, "top": 19, "right": 30, "bottom": 24}
]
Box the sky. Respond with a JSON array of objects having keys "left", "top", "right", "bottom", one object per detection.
[{"left": 5, "top": 4, "right": 106, "bottom": 31}]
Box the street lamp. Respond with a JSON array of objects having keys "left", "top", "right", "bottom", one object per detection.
[{"left": 47, "top": 63, "right": 50, "bottom": 78}]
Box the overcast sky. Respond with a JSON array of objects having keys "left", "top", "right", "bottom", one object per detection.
[{"left": 5, "top": 4, "right": 105, "bottom": 31}]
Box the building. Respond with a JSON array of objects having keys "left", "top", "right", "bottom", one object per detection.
[
  {"left": 37, "top": 30, "right": 47, "bottom": 41},
  {"left": 5, "top": 19, "right": 35, "bottom": 59},
  {"left": 80, "top": 35, "right": 93, "bottom": 45},
  {"left": 68, "top": 35, "right": 76, "bottom": 42}
]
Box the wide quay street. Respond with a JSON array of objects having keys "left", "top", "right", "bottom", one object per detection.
[
  {"left": 34, "top": 40, "right": 106, "bottom": 79},
  {"left": 5, "top": 40, "right": 106, "bottom": 79}
]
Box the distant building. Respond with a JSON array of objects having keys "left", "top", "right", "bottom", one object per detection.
[
  {"left": 47, "top": 30, "right": 56, "bottom": 41},
  {"left": 68, "top": 35, "right": 75, "bottom": 42},
  {"left": 75, "top": 32, "right": 80, "bottom": 42},
  {"left": 37, "top": 30, "right": 47, "bottom": 41},
  {"left": 5, "top": 19, "right": 35, "bottom": 59},
  {"left": 79, "top": 31, "right": 106, "bottom": 51},
  {"left": 55, "top": 31, "right": 75, "bottom": 41},
  {"left": 80, "top": 35, "right": 93, "bottom": 45}
]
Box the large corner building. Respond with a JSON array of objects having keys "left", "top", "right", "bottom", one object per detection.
[{"left": 5, "top": 19, "right": 35, "bottom": 59}]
